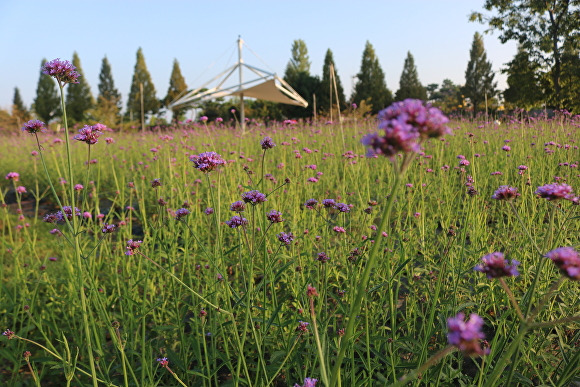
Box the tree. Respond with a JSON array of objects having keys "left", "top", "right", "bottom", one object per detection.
[
  {"left": 65, "top": 52, "right": 94, "bottom": 124},
  {"left": 319, "top": 49, "right": 346, "bottom": 115},
  {"left": 351, "top": 41, "right": 393, "bottom": 114},
  {"left": 96, "top": 56, "right": 122, "bottom": 128},
  {"left": 462, "top": 32, "right": 497, "bottom": 114},
  {"left": 12, "top": 87, "right": 30, "bottom": 125},
  {"left": 502, "top": 45, "right": 543, "bottom": 110},
  {"left": 470, "top": 0, "right": 580, "bottom": 109},
  {"left": 34, "top": 58, "right": 60, "bottom": 123},
  {"left": 430, "top": 79, "right": 463, "bottom": 113},
  {"left": 559, "top": 41, "right": 580, "bottom": 113},
  {"left": 127, "top": 47, "right": 159, "bottom": 125},
  {"left": 283, "top": 40, "right": 319, "bottom": 119},
  {"left": 395, "top": 51, "right": 428, "bottom": 101},
  {"left": 164, "top": 59, "right": 188, "bottom": 122}
]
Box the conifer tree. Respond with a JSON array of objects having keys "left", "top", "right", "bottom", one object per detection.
[
  {"left": 462, "top": 32, "right": 497, "bottom": 114},
  {"left": 34, "top": 58, "right": 60, "bottom": 123},
  {"left": 558, "top": 42, "right": 580, "bottom": 113},
  {"left": 395, "top": 52, "right": 427, "bottom": 101},
  {"left": 96, "top": 56, "right": 122, "bottom": 127},
  {"left": 65, "top": 52, "right": 94, "bottom": 124},
  {"left": 127, "top": 47, "right": 159, "bottom": 124},
  {"left": 164, "top": 59, "right": 188, "bottom": 121},
  {"left": 283, "top": 39, "right": 319, "bottom": 118},
  {"left": 351, "top": 41, "right": 392, "bottom": 114},
  {"left": 503, "top": 45, "right": 543, "bottom": 110},
  {"left": 12, "top": 87, "right": 30, "bottom": 125},
  {"left": 319, "top": 49, "right": 346, "bottom": 114}
]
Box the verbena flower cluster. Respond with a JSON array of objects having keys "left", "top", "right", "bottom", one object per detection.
[
  {"left": 189, "top": 151, "right": 226, "bottom": 173},
  {"left": 22, "top": 120, "right": 47, "bottom": 135},
  {"left": 125, "top": 239, "right": 142, "bottom": 256},
  {"left": 294, "top": 377, "right": 317, "bottom": 387},
  {"left": 545, "top": 247, "right": 580, "bottom": 280},
  {"left": 43, "top": 206, "right": 82, "bottom": 223},
  {"left": 447, "top": 312, "right": 488, "bottom": 356},
  {"left": 277, "top": 232, "right": 294, "bottom": 246},
  {"left": 42, "top": 59, "right": 80, "bottom": 84},
  {"left": 225, "top": 215, "right": 248, "bottom": 228},
  {"left": 474, "top": 252, "right": 520, "bottom": 279},
  {"left": 535, "top": 183, "right": 575, "bottom": 201},
  {"left": 242, "top": 190, "right": 267, "bottom": 205},
  {"left": 261, "top": 136, "right": 276, "bottom": 149},
  {"left": 266, "top": 210, "right": 284, "bottom": 223},
  {"left": 491, "top": 185, "right": 520, "bottom": 201},
  {"left": 362, "top": 99, "right": 450, "bottom": 158},
  {"left": 73, "top": 124, "right": 103, "bottom": 145}
]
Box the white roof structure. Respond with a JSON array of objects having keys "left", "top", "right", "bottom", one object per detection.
[{"left": 169, "top": 37, "right": 308, "bottom": 125}]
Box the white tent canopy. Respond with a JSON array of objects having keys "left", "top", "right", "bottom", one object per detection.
[{"left": 169, "top": 37, "right": 308, "bottom": 125}]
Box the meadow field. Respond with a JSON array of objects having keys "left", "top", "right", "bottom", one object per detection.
[{"left": 1, "top": 110, "right": 579, "bottom": 386}]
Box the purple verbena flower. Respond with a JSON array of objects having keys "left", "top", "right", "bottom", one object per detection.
[
  {"left": 157, "top": 357, "right": 169, "bottom": 367},
  {"left": 175, "top": 208, "right": 190, "bottom": 220},
  {"left": 294, "top": 377, "right": 318, "bottom": 387},
  {"left": 242, "top": 190, "right": 267, "bottom": 205},
  {"left": 261, "top": 136, "right": 276, "bottom": 149},
  {"left": 535, "top": 183, "right": 574, "bottom": 201},
  {"left": 322, "top": 199, "right": 336, "bottom": 208},
  {"left": 204, "top": 207, "right": 214, "bottom": 215},
  {"left": 230, "top": 201, "right": 246, "bottom": 212},
  {"left": 266, "top": 210, "right": 284, "bottom": 223},
  {"left": 42, "top": 59, "right": 80, "bottom": 84},
  {"left": 225, "top": 215, "right": 248, "bottom": 228},
  {"left": 5, "top": 172, "right": 19, "bottom": 181},
  {"left": 447, "top": 312, "right": 488, "bottom": 356},
  {"left": 277, "top": 232, "right": 294, "bottom": 246},
  {"left": 125, "top": 239, "right": 142, "bottom": 255},
  {"left": 151, "top": 178, "right": 162, "bottom": 188},
  {"left": 474, "top": 252, "right": 520, "bottom": 279},
  {"left": 491, "top": 185, "right": 520, "bottom": 201},
  {"left": 545, "top": 247, "right": 580, "bottom": 280},
  {"left": 74, "top": 124, "right": 102, "bottom": 145},
  {"left": 316, "top": 252, "right": 330, "bottom": 263},
  {"left": 296, "top": 321, "right": 309, "bottom": 333},
  {"left": 16, "top": 186, "right": 26, "bottom": 194},
  {"left": 304, "top": 199, "right": 318, "bottom": 209},
  {"left": 189, "top": 151, "right": 226, "bottom": 173},
  {"left": 333, "top": 226, "right": 346, "bottom": 233},
  {"left": 335, "top": 203, "right": 351, "bottom": 213},
  {"left": 22, "top": 120, "right": 47, "bottom": 135},
  {"left": 101, "top": 224, "right": 116, "bottom": 234},
  {"left": 2, "top": 329, "right": 15, "bottom": 340}
]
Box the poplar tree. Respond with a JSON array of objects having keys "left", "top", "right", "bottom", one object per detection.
[
  {"left": 462, "top": 33, "right": 497, "bottom": 114},
  {"left": 503, "top": 45, "right": 543, "bottom": 110},
  {"left": 284, "top": 39, "right": 311, "bottom": 84},
  {"left": 283, "top": 39, "right": 319, "bottom": 118},
  {"left": 319, "top": 49, "right": 346, "bottom": 114},
  {"left": 127, "top": 47, "right": 159, "bottom": 124},
  {"left": 96, "top": 56, "right": 122, "bottom": 127},
  {"left": 65, "top": 52, "right": 94, "bottom": 124},
  {"left": 34, "top": 58, "right": 60, "bottom": 123},
  {"left": 164, "top": 59, "right": 188, "bottom": 121},
  {"left": 351, "top": 41, "right": 392, "bottom": 114},
  {"left": 12, "top": 87, "right": 30, "bottom": 124},
  {"left": 395, "top": 51, "right": 427, "bottom": 101}
]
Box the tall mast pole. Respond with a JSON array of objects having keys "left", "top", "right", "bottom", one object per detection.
[{"left": 238, "top": 36, "right": 245, "bottom": 130}]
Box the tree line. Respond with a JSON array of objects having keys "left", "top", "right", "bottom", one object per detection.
[{"left": 5, "top": 1, "right": 579, "bottom": 130}]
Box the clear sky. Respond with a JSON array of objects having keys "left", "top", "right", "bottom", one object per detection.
[{"left": 0, "top": 0, "right": 516, "bottom": 112}]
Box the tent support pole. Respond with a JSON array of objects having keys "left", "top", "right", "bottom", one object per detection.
[{"left": 238, "top": 36, "right": 245, "bottom": 130}]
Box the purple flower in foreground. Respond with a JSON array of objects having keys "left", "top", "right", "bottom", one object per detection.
[
  {"left": 22, "top": 120, "right": 47, "bottom": 135},
  {"left": 535, "top": 183, "right": 574, "bottom": 201},
  {"left": 190, "top": 151, "right": 226, "bottom": 173},
  {"left": 225, "top": 215, "right": 248, "bottom": 228},
  {"left": 304, "top": 199, "right": 318, "bottom": 209},
  {"left": 277, "top": 232, "right": 294, "bottom": 246},
  {"left": 5, "top": 172, "right": 19, "bottom": 181},
  {"left": 294, "top": 377, "right": 318, "bottom": 387},
  {"left": 335, "top": 203, "right": 351, "bottom": 213},
  {"left": 491, "top": 185, "right": 520, "bottom": 201},
  {"left": 242, "top": 190, "right": 267, "bottom": 205},
  {"left": 261, "top": 136, "right": 276, "bottom": 149},
  {"left": 125, "top": 239, "right": 142, "bottom": 256},
  {"left": 2, "top": 329, "right": 15, "bottom": 340},
  {"left": 545, "top": 247, "right": 580, "bottom": 280},
  {"left": 16, "top": 186, "right": 26, "bottom": 194},
  {"left": 74, "top": 124, "right": 103, "bottom": 145},
  {"left": 230, "top": 201, "right": 246, "bottom": 212},
  {"left": 322, "top": 199, "right": 336, "bottom": 208},
  {"left": 157, "top": 357, "right": 169, "bottom": 367},
  {"left": 474, "top": 252, "right": 520, "bottom": 279},
  {"left": 101, "top": 224, "right": 116, "bottom": 234},
  {"left": 175, "top": 208, "right": 190, "bottom": 220},
  {"left": 57, "top": 206, "right": 81, "bottom": 222},
  {"left": 42, "top": 59, "right": 80, "bottom": 84},
  {"left": 266, "top": 210, "right": 284, "bottom": 223},
  {"left": 447, "top": 312, "right": 488, "bottom": 356},
  {"left": 204, "top": 207, "right": 214, "bottom": 215},
  {"left": 296, "top": 321, "right": 309, "bottom": 333},
  {"left": 151, "top": 178, "right": 162, "bottom": 188}
]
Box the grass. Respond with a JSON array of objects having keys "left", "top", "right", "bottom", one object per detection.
[{"left": 1, "top": 112, "right": 579, "bottom": 386}]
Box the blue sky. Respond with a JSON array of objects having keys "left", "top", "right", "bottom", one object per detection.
[{"left": 0, "top": 0, "right": 516, "bottom": 112}]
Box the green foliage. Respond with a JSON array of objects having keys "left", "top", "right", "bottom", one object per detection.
[
  {"left": 285, "top": 39, "right": 311, "bottom": 81},
  {"left": 33, "top": 58, "right": 60, "bottom": 123},
  {"left": 164, "top": 59, "right": 188, "bottom": 122},
  {"left": 462, "top": 32, "right": 497, "bottom": 114},
  {"left": 503, "top": 45, "right": 543, "bottom": 110},
  {"left": 430, "top": 79, "right": 464, "bottom": 113},
  {"left": 12, "top": 87, "right": 30, "bottom": 125},
  {"left": 65, "top": 52, "right": 94, "bottom": 124},
  {"left": 95, "top": 56, "right": 122, "bottom": 128},
  {"left": 395, "top": 51, "right": 428, "bottom": 101},
  {"left": 318, "top": 49, "right": 346, "bottom": 115},
  {"left": 471, "top": 0, "right": 580, "bottom": 109},
  {"left": 558, "top": 42, "right": 580, "bottom": 113},
  {"left": 127, "top": 47, "right": 160, "bottom": 124},
  {"left": 351, "top": 41, "right": 393, "bottom": 114}
]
